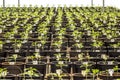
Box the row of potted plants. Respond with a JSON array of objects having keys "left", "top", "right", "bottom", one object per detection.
[
  {"left": 0, "top": 53, "right": 120, "bottom": 80},
  {"left": 1, "top": 39, "right": 120, "bottom": 54}
]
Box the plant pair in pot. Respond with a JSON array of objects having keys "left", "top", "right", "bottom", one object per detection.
[
  {"left": 91, "top": 69, "right": 100, "bottom": 80},
  {"left": 99, "top": 54, "right": 118, "bottom": 71},
  {"left": 13, "top": 39, "right": 22, "bottom": 53},
  {"left": 53, "top": 53, "right": 69, "bottom": 73},
  {"left": 110, "top": 42, "right": 120, "bottom": 53},
  {"left": 20, "top": 32, "right": 29, "bottom": 40},
  {"left": 75, "top": 53, "right": 94, "bottom": 79},
  {"left": 37, "top": 26, "right": 48, "bottom": 36},
  {"left": 56, "top": 28, "right": 66, "bottom": 36},
  {"left": 66, "top": 23, "right": 76, "bottom": 31},
  {"left": 105, "top": 29, "right": 112, "bottom": 39},
  {"left": 54, "top": 53, "right": 69, "bottom": 61},
  {"left": 77, "top": 53, "right": 91, "bottom": 63},
  {"left": 55, "top": 35, "right": 65, "bottom": 41},
  {"left": 32, "top": 41, "right": 40, "bottom": 52},
  {"left": 40, "top": 39, "right": 46, "bottom": 50},
  {"left": 72, "top": 30, "right": 83, "bottom": 42},
  {"left": 99, "top": 68, "right": 114, "bottom": 78},
  {"left": 91, "top": 40, "right": 103, "bottom": 52},
  {"left": 19, "top": 67, "right": 41, "bottom": 80},
  {"left": 12, "top": 25, "right": 19, "bottom": 35},
  {"left": 38, "top": 36, "right": 47, "bottom": 50},
  {"left": 47, "top": 69, "right": 69, "bottom": 80},
  {"left": 101, "top": 54, "right": 109, "bottom": 64},
  {"left": 4, "top": 32, "right": 14, "bottom": 43},
  {"left": 73, "top": 42, "right": 84, "bottom": 52},
  {"left": 7, "top": 54, "right": 18, "bottom": 65},
  {"left": 0, "top": 68, "right": 8, "bottom": 79},
  {"left": 80, "top": 62, "right": 92, "bottom": 80},
  {"left": 53, "top": 22, "right": 61, "bottom": 31},
  {"left": 55, "top": 60, "right": 69, "bottom": 72},
  {"left": 52, "top": 40, "right": 63, "bottom": 52},
  {"left": 110, "top": 30, "right": 118, "bottom": 42},
  {"left": 112, "top": 66, "right": 119, "bottom": 76},
  {"left": 77, "top": 53, "right": 84, "bottom": 62},
  {"left": 91, "top": 30, "right": 101, "bottom": 40},
  {"left": 27, "top": 52, "right": 42, "bottom": 65}
]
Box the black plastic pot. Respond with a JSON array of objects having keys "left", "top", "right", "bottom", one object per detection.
[{"left": 73, "top": 73, "right": 93, "bottom": 80}]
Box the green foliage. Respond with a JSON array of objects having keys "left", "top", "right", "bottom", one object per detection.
[
  {"left": 92, "top": 69, "right": 99, "bottom": 75},
  {"left": 92, "top": 40, "right": 103, "bottom": 48},
  {"left": 52, "top": 40, "right": 63, "bottom": 48},
  {"left": 113, "top": 66, "right": 119, "bottom": 71},
  {"left": 8, "top": 54, "right": 18, "bottom": 62},
  {"left": 21, "top": 67, "right": 39, "bottom": 79},
  {"left": 0, "top": 68, "right": 8, "bottom": 78},
  {"left": 74, "top": 43, "right": 83, "bottom": 48}
]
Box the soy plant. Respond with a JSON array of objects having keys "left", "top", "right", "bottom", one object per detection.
[
  {"left": 78, "top": 53, "right": 84, "bottom": 62},
  {"left": 66, "top": 17, "right": 76, "bottom": 31},
  {"left": 0, "top": 68, "right": 8, "bottom": 79},
  {"left": 53, "top": 9, "right": 63, "bottom": 31},
  {"left": 32, "top": 41, "right": 40, "bottom": 52},
  {"left": 4, "top": 32, "right": 15, "bottom": 40},
  {"left": 72, "top": 30, "right": 83, "bottom": 42},
  {"left": 101, "top": 54, "right": 109, "bottom": 64},
  {"left": 81, "top": 22, "right": 91, "bottom": 31},
  {"left": 13, "top": 39, "right": 22, "bottom": 53},
  {"left": 110, "top": 42, "right": 120, "bottom": 52},
  {"left": 20, "top": 24, "right": 32, "bottom": 39},
  {"left": 20, "top": 67, "right": 40, "bottom": 80},
  {"left": 54, "top": 53, "right": 62, "bottom": 61},
  {"left": 25, "top": 24, "right": 33, "bottom": 33},
  {"left": 33, "top": 17, "right": 40, "bottom": 24},
  {"left": 20, "top": 31, "right": 29, "bottom": 40},
  {"left": 108, "top": 30, "right": 118, "bottom": 41},
  {"left": 105, "top": 29, "right": 113, "bottom": 39},
  {"left": 7, "top": 54, "right": 19, "bottom": 65},
  {"left": 47, "top": 69, "right": 66, "bottom": 80},
  {"left": 91, "top": 30, "right": 101, "bottom": 41},
  {"left": 66, "top": 22, "right": 76, "bottom": 31},
  {"left": 66, "top": 11, "right": 76, "bottom": 31},
  {"left": 52, "top": 39, "right": 63, "bottom": 52},
  {"left": 55, "top": 61, "right": 68, "bottom": 74},
  {"left": 27, "top": 52, "right": 42, "bottom": 65},
  {"left": 81, "top": 61, "right": 92, "bottom": 80},
  {"left": 38, "top": 36, "right": 47, "bottom": 50},
  {"left": 56, "top": 28, "right": 66, "bottom": 36},
  {"left": 37, "top": 25, "right": 48, "bottom": 36},
  {"left": 73, "top": 42, "right": 84, "bottom": 52},
  {"left": 54, "top": 53, "right": 69, "bottom": 72},
  {"left": 45, "top": 13, "right": 54, "bottom": 24},
  {"left": 54, "top": 28, "right": 66, "bottom": 42},
  {"left": 12, "top": 25, "right": 19, "bottom": 34},
  {"left": 92, "top": 69, "right": 99, "bottom": 80},
  {"left": 53, "top": 22, "right": 62, "bottom": 31},
  {"left": 113, "top": 66, "right": 119, "bottom": 75},
  {"left": 91, "top": 40, "right": 103, "bottom": 52},
  {"left": 40, "top": 39, "right": 47, "bottom": 50}
]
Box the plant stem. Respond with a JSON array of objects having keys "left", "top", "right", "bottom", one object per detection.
[
  {"left": 86, "top": 66, "right": 87, "bottom": 80},
  {"left": 93, "top": 75, "right": 95, "bottom": 80}
]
